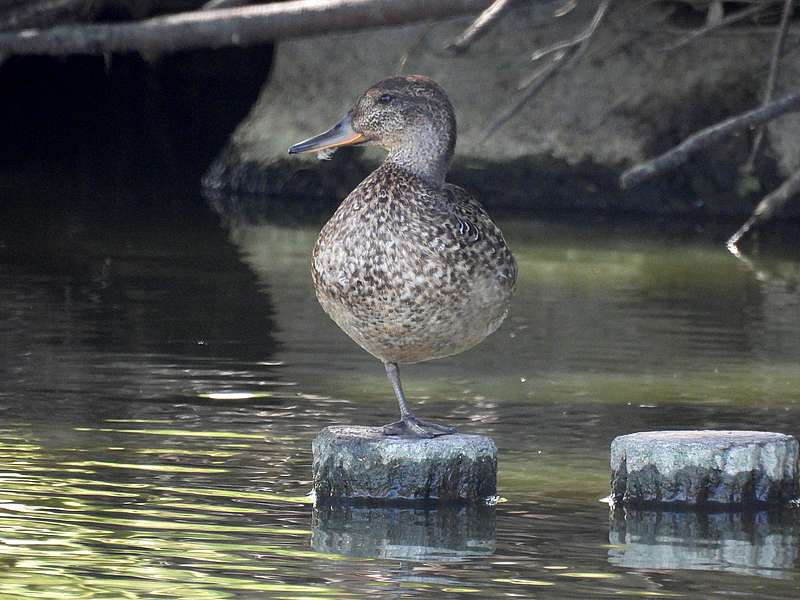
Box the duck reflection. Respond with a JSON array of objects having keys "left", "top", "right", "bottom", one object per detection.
[
  {"left": 608, "top": 507, "right": 799, "bottom": 579},
  {"left": 312, "top": 503, "right": 495, "bottom": 561}
]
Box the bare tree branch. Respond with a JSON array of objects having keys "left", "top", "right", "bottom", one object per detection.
[
  {"left": 483, "top": 0, "right": 613, "bottom": 139},
  {"left": 727, "top": 167, "right": 800, "bottom": 250},
  {"left": 664, "top": 3, "right": 766, "bottom": 51},
  {"left": 628, "top": 21, "right": 800, "bottom": 39},
  {"left": 446, "top": 0, "right": 511, "bottom": 54},
  {"left": 481, "top": 49, "right": 567, "bottom": 141},
  {"left": 0, "top": 0, "right": 492, "bottom": 56},
  {"left": 620, "top": 91, "right": 800, "bottom": 189},
  {"left": 529, "top": 0, "right": 613, "bottom": 63},
  {"left": 742, "top": 0, "right": 794, "bottom": 173}
]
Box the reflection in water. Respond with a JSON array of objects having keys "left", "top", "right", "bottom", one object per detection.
[
  {"left": 214, "top": 203, "right": 800, "bottom": 409},
  {"left": 312, "top": 504, "right": 496, "bottom": 560},
  {"left": 609, "top": 507, "right": 800, "bottom": 579},
  {"left": 0, "top": 201, "right": 283, "bottom": 407}
]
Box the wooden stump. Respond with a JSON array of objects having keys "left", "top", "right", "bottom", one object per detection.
[
  {"left": 611, "top": 430, "right": 799, "bottom": 507},
  {"left": 312, "top": 425, "right": 497, "bottom": 504}
]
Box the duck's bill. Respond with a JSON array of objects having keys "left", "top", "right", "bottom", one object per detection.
[{"left": 288, "top": 112, "right": 367, "bottom": 154}]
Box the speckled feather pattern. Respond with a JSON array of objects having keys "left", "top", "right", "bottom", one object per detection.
[{"left": 312, "top": 161, "right": 516, "bottom": 364}]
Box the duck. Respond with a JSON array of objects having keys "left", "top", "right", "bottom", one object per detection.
[{"left": 288, "top": 75, "right": 516, "bottom": 438}]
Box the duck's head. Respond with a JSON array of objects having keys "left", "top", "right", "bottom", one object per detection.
[{"left": 289, "top": 75, "right": 456, "bottom": 185}]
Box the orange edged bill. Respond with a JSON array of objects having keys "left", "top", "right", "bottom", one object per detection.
[{"left": 288, "top": 112, "right": 367, "bottom": 155}]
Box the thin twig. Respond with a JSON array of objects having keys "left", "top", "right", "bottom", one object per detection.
[
  {"left": 621, "top": 91, "right": 800, "bottom": 189},
  {"left": 554, "top": 0, "right": 578, "bottom": 18},
  {"left": 446, "top": 0, "right": 511, "bottom": 54},
  {"left": 530, "top": 0, "right": 613, "bottom": 62},
  {"left": 482, "top": 50, "right": 568, "bottom": 141},
  {"left": 727, "top": 167, "right": 800, "bottom": 250},
  {"left": 725, "top": 234, "right": 753, "bottom": 266},
  {"left": 483, "top": 0, "right": 613, "bottom": 139},
  {"left": 397, "top": 23, "right": 433, "bottom": 74},
  {"left": 664, "top": 3, "right": 765, "bottom": 52},
  {"left": 517, "top": 48, "right": 567, "bottom": 89},
  {"left": 743, "top": 0, "right": 794, "bottom": 173},
  {"left": 632, "top": 23, "right": 800, "bottom": 37}
]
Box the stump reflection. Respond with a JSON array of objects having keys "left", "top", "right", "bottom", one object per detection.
[
  {"left": 312, "top": 503, "right": 496, "bottom": 561},
  {"left": 608, "top": 507, "right": 800, "bottom": 579}
]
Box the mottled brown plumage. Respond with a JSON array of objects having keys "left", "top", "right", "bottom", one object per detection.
[{"left": 289, "top": 75, "right": 516, "bottom": 437}]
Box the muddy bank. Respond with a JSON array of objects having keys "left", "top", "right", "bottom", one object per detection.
[{"left": 204, "top": 1, "right": 800, "bottom": 218}]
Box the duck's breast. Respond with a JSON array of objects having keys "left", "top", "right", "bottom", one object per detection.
[{"left": 311, "top": 171, "right": 515, "bottom": 363}]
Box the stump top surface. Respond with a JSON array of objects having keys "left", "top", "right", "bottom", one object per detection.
[
  {"left": 315, "top": 425, "right": 496, "bottom": 456},
  {"left": 614, "top": 430, "right": 794, "bottom": 446}
]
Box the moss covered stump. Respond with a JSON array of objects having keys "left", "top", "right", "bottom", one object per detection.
[
  {"left": 611, "top": 430, "right": 799, "bottom": 507},
  {"left": 312, "top": 426, "right": 497, "bottom": 504}
]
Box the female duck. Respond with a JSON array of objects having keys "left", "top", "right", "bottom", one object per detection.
[{"left": 289, "top": 75, "right": 516, "bottom": 438}]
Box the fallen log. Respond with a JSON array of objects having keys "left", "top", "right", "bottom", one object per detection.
[
  {"left": 0, "top": 0, "right": 92, "bottom": 31},
  {"left": 0, "top": 0, "right": 490, "bottom": 56}
]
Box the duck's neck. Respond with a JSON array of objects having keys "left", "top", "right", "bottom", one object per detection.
[{"left": 384, "top": 122, "right": 455, "bottom": 188}]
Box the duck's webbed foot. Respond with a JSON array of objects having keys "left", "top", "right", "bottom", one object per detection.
[
  {"left": 382, "top": 414, "right": 457, "bottom": 438},
  {"left": 382, "top": 362, "right": 457, "bottom": 438}
]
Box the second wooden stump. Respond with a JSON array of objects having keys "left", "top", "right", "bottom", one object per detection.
[{"left": 611, "top": 430, "right": 799, "bottom": 507}]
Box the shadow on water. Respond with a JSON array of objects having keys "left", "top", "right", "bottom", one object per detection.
[{"left": 1, "top": 185, "right": 285, "bottom": 414}]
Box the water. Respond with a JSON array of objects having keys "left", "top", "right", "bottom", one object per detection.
[{"left": 2, "top": 188, "right": 800, "bottom": 598}]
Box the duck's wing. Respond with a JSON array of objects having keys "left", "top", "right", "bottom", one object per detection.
[
  {"left": 442, "top": 183, "right": 497, "bottom": 245},
  {"left": 419, "top": 183, "right": 517, "bottom": 287}
]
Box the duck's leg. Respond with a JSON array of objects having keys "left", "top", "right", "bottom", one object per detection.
[{"left": 381, "top": 362, "right": 457, "bottom": 438}]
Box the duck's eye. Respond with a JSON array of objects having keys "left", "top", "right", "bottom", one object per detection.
[{"left": 377, "top": 94, "right": 394, "bottom": 105}]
